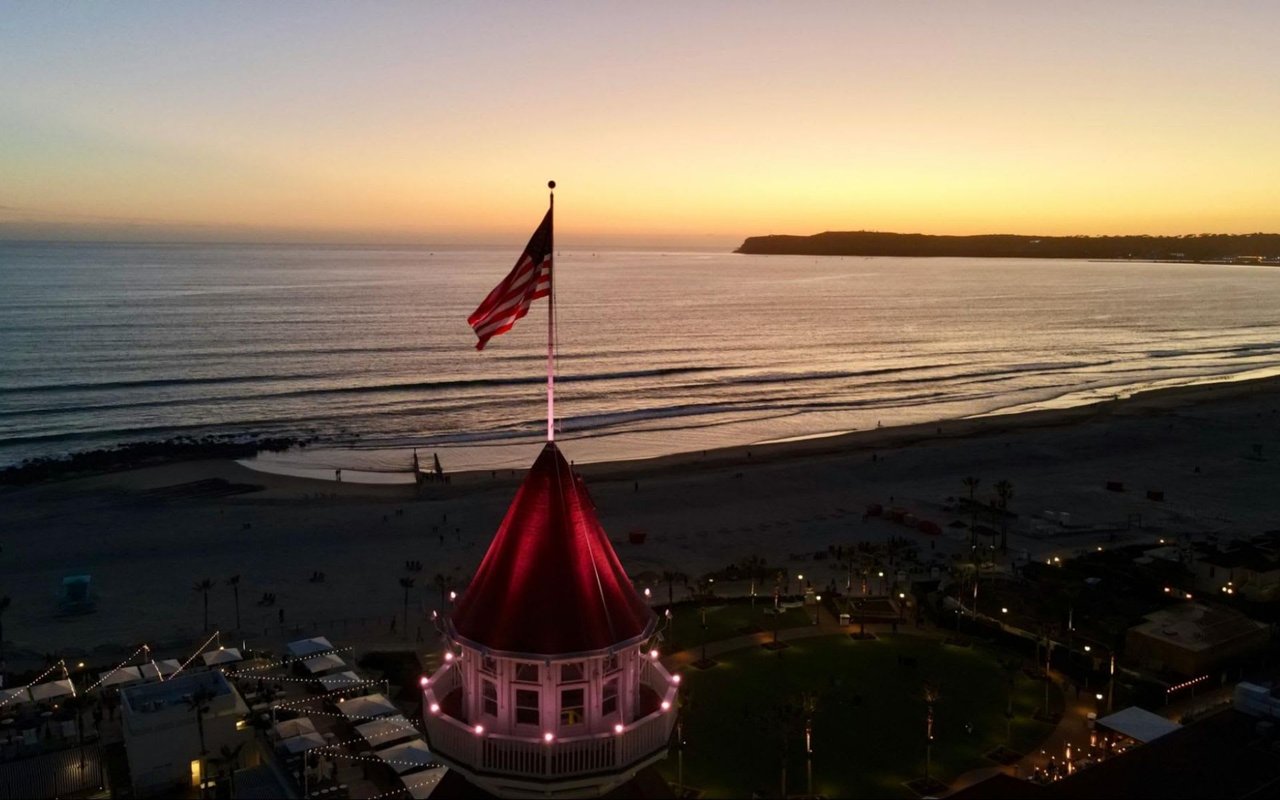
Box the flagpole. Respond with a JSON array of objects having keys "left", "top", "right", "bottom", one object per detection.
[{"left": 547, "top": 180, "right": 556, "bottom": 443}]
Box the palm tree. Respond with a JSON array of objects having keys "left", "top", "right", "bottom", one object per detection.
[
  {"left": 210, "top": 741, "right": 246, "bottom": 798},
  {"left": 193, "top": 579, "right": 215, "bottom": 631},
  {"left": 962, "top": 476, "right": 981, "bottom": 551},
  {"left": 432, "top": 572, "right": 450, "bottom": 610},
  {"left": 185, "top": 685, "right": 216, "bottom": 795},
  {"left": 399, "top": 577, "right": 415, "bottom": 640},
  {"left": 994, "top": 480, "right": 1014, "bottom": 553},
  {"left": 0, "top": 595, "right": 10, "bottom": 670},
  {"left": 64, "top": 693, "right": 91, "bottom": 768},
  {"left": 661, "top": 570, "right": 688, "bottom": 606},
  {"left": 225, "top": 575, "right": 241, "bottom": 630},
  {"left": 923, "top": 680, "right": 941, "bottom": 780}
]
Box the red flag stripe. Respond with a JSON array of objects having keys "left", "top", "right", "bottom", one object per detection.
[{"left": 468, "top": 208, "right": 553, "bottom": 350}]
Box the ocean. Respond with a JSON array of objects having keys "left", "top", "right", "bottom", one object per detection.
[{"left": 3, "top": 242, "right": 1279, "bottom": 479}]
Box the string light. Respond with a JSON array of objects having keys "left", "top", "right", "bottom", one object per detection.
[
  {"left": 0, "top": 660, "right": 67, "bottom": 710},
  {"left": 270, "top": 682, "right": 382, "bottom": 712},
  {"left": 84, "top": 645, "right": 150, "bottom": 693},
  {"left": 235, "top": 647, "right": 355, "bottom": 674},
  {"left": 170, "top": 630, "right": 222, "bottom": 680}
]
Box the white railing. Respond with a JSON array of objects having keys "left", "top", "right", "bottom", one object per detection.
[{"left": 422, "top": 658, "right": 678, "bottom": 781}]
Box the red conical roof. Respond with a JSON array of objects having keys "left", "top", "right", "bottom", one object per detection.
[{"left": 448, "top": 443, "right": 655, "bottom": 656}]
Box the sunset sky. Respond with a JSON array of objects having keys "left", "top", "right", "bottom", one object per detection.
[{"left": 2, "top": 1, "right": 1278, "bottom": 246}]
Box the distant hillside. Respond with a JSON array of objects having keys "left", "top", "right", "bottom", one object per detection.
[{"left": 735, "top": 231, "right": 1280, "bottom": 262}]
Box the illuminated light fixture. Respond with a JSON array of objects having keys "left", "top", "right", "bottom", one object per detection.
[
  {"left": 1096, "top": 693, "right": 1104, "bottom": 701},
  {"left": 1164, "top": 587, "right": 1171, "bottom": 593},
  {"left": 644, "top": 588, "right": 651, "bottom": 597},
  {"left": 449, "top": 591, "right": 457, "bottom": 601},
  {"left": 878, "top": 571, "right": 884, "bottom": 577},
  {"left": 474, "top": 724, "right": 485, "bottom": 735},
  {"left": 419, "top": 676, "right": 429, "bottom": 687},
  {"left": 816, "top": 595, "right": 822, "bottom": 602},
  {"left": 672, "top": 674, "right": 681, "bottom": 684},
  {"left": 1185, "top": 593, "right": 1193, "bottom": 599},
  {"left": 1001, "top": 607, "right": 1008, "bottom": 614},
  {"left": 544, "top": 732, "right": 555, "bottom": 743},
  {"left": 614, "top": 723, "right": 624, "bottom": 734},
  {"left": 1097, "top": 546, "right": 1103, "bottom": 552},
  {"left": 649, "top": 649, "right": 659, "bottom": 660},
  {"left": 900, "top": 593, "right": 907, "bottom": 599},
  {"left": 1084, "top": 645, "right": 1091, "bottom": 652},
  {"left": 660, "top": 700, "right": 671, "bottom": 711},
  {"left": 444, "top": 652, "right": 454, "bottom": 662},
  {"left": 429, "top": 703, "right": 440, "bottom": 714}
]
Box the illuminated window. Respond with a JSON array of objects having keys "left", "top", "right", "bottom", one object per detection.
[
  {"left": 602, "top": 679, "right": 618, "bottom": 717},
  {"left": 481, "top": 656, "right": 498, "bottom": 675},
  {"left": 514, "top": 663, "right": 540, "bottom": 683},
  {"left": 482, "top": 680, "right": 498, "bottom": 716},
  {"left": 560, "top": 662, "right": 584, "bottom": 683},
  {"left": 190, "top": 759, "right": 202, "bottom": 788},
  {"left": 560, "top": 688, "right": 585, "bottom": 726},
  {"left": 515, "top": 689, "right": 539, "bottom": 725}
]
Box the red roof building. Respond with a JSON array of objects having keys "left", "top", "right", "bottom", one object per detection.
[
  {"left": 449, "top": 443, "right": 655, "bottom": 656},
  {"left": 423, "top": 443, "right": 677, "bottom": 798}
]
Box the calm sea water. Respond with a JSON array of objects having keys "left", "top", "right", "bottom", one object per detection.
[{"left": 3, "top": 242, "right": 1279, "bottom": 477}]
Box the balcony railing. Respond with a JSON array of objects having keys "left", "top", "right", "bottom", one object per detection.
[{"left": 422, "top": 658, "right": 677, "bottom": 781}]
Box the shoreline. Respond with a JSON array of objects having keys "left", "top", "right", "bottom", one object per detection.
[{"left": 2, "top": 365, "right": 1278, "bottom": 659}]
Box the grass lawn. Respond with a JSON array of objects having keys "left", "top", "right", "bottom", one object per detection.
[
  {"left": 657, "top": 633, "right": 1060, "bottom": 798},
  {"left": 660, "top": 601, "right": 815, "bottom": 653}
]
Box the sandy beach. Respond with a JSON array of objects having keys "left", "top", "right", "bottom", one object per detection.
[{"left": 2, "top": 375, "right": 1278, "bottom": 668}]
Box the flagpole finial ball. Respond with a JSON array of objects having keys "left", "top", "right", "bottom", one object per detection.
[{"left": 548, "top": 180, "right": 556, "bottom": 190}]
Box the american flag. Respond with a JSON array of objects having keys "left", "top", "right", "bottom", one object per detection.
[{"left": 468, "top": 209, "right": 552, "bottom": 350}]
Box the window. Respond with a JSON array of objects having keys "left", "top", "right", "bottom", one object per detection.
[
  {"left": 515, "top": 663, "right": 540, "bottom": 683},
  {"left": 560, "top": 688, "right": 585, "bottom": 726},
  {"left": 515, "top": 689, "right": 539, "bottom": 725},
  {"left": 560, "top": 662, "right": 584, "bottom": 683},
  {"left": 602, "top": 679, "right": 618, "bottom": 717},
  {"left": 481, "top": 656, "right": 498, "bottom": 675},
  {"left": 482, "top": 680, "right": 498, "bottom": 716}
]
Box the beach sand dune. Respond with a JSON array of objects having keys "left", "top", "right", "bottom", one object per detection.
[{"left": 1, "top": 377, "right": 1277, "bottom": 663}]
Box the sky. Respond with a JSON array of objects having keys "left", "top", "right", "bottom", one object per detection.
[{"left": 2, "top": 1, "right": 1279, "bottom": 246}]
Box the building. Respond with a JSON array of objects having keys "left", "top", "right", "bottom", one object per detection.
[
  {"left": 422, "top": 443, "right": 678, "bottom": 798},
  {"left": 1124, "top": 602, "right": 1269, "bottom": 679},
  {"left": 1192, "top": 538, "right": 1280, "bottom": 601},
  {"left": 121, "top": 669, "right": 252, "bottom": 797}
]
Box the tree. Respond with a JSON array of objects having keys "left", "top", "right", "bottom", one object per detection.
[
  {"left": 399, "top": 577, "right": 415, "bottom": 640},
  {"left": 63, "top": 693, "right": 91, "bottom": 769},
  {"left": 0, "top": 595, "right": 9, "bottom": 670},
  {"left": 962, "top": 476, "right": 981, "bottom": 552},
  {"left": 923, "top": 680, "right": 941, "bottom": 780},
  {"left": 225, "top": 575, "right": 241, "bottom": 631},
  {"left": 661, "top": 570, "right": 687, "bottom": 606},
  {"left": 185, "top": 685, "right": 217, "bottom": 796},
  {"left": 994, "top": 480, "right": 1014, "bottom": 553},
  {"left": 210, "top": 741, "right": 246, "bottom": 798},
  {"left": 194, "top": 579, "right": 215, "bottom": 632},
  {"left": 432, "top": 572, "right": 450, "bottom": 610}
]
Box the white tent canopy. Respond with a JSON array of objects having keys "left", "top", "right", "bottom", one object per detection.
[
  {"left": 272, "top": 717, "right": 317, "bottom": 740},
  {"left": 286, "top": 637, "right": 335, "bottom": 658},
  {"left": 139, "top": 659, "right": 182, "bottom": 681},
  {"left": 302, "top": 653, "right": 346, "bottom": 675},
  {"left": 376, "top": 739, "right": 438, "bottom": 774},
  {"left": 318, "top": 670, "right": 365, "bottom": 692},
  {"left": 355, "top": 715, "right": 418, "bottom": 748},
  {"left": 278, "top": 732, "right": 326, "bottom": 755},
  {"left": 202, "top": 648, "right": 243, "bottom": 666},
  {"left": 29, "top": 679, "right": 75, "bottom": 702},
  {"left": 1096, "top": 706, "right": 1181, "bottom": 743},
  {"left": 97, "top": 666, "right": 144, "bottom": 688},
  {"left": 0, "top": 687, "right": 32, "bottom": 708},
  {"left": 401, "top": 766, "right": 448, "bottom": 799},
  {"left": 337, "top": 693, "right": 398, "bottom": 721}
]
